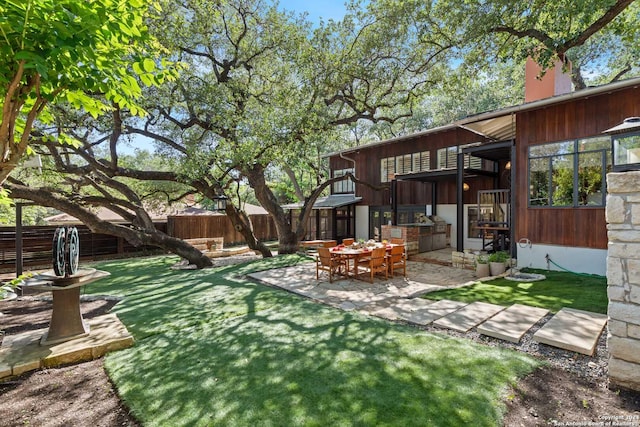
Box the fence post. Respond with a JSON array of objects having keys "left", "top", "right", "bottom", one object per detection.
[{"left": 16, "top": 202, "right": 23, "bottom": 277}]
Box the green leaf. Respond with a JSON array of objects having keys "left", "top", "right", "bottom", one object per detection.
[
  {"left": 132, "top": 62, "right": 144, "bottom": 74},
  {"left": 143, "top": 58, "right": 155, "bottom": 73}
]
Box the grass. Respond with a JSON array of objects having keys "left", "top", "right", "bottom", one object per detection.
[
  {"left": 423, "top": 269, "right": 607, "bottom": 314},
  {"left": 85, "top": 255, "right": 540, "bottom": 426}
]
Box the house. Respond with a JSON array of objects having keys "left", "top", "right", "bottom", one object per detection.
[{"left": 324, "top": 66, "right": 640, "bottom": 275}]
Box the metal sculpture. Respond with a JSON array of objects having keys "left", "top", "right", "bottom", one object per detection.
[{"left": 52, "top": 226, "right": 80, "bottom": 277}]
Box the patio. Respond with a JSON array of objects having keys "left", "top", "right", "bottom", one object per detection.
[{"left": 249, "top": 257, "right": 608, "bottom": 356}]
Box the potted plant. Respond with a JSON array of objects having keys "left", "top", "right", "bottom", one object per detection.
[
  {"left": 488, "top": 251, "right": 509, "bottom": 276},
  {"left": 475, "top": 254, "right": 490, "bottom": 278}
]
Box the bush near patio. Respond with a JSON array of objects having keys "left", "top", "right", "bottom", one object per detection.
[
  {"left": 423, "top": 269, "right": 607, "bottom": 314},
  {"left": 84, "top": 255, "right": 540, "bottom": 426}
]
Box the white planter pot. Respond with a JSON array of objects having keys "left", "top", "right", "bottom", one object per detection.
[
  {"left": 475, "top": 263, "right": 490, "bottom": 278},
  {"left": 489, "top": 262, "right": 506, "bottom": 276}
]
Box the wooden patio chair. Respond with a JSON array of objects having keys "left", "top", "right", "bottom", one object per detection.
[
  {"left": 390, "top": 238, "right": 405, "bottom": 245},
  {"left": 316, "top": 247, "right": 346, "bottom": 283},
  {"left": 342, "top": 238, "right": 355, "bottom": 246},
  {"left": 357, "top": 246, "right": 388, "bottom": 283},
  {"left": 388, "top": 245, "right": 407, "bottom": 277},
  {"left": 322, "top": 240, "right": 338, "bottom": 248}
]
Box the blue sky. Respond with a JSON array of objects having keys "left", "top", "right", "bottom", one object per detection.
[{"left": 278, "top": 0, "right": 349, "bottom": 23}]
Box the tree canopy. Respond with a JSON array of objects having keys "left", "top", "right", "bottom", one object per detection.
[{"left": 0, "top": 0, "right": 173, "bottom": 184}]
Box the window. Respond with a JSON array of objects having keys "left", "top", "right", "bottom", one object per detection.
[
  {"left": 436, "top": 147, "right": 485, "bottom": 170},
  {"left": 332, "top": 168, "right": 355, "bottom": 193},
  {"left": 528, "top": 136, "right": 611, "bottom": 207},
  {"left": 464, "top": 154, "right": 483, "bottom": 169},
  {"left": 437, "top": 147, "right": 458, "bottom": 169},
  {"left": 380, "top": 157, "right": 395, "bottom": 183},
  {"left": 413, "top": 151, "right": 430, "bottom": 172},
  {"left": 396, "top": 154, "right": 412, "bottom": 175},
  {"left": 380, "top": 151, "right": 431, "bottom": 182}
]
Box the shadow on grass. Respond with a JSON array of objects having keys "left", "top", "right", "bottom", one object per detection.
[{"left": 89, "top": 255, "right": 539, "bottom": 426}]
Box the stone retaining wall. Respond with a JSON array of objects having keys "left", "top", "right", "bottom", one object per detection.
[{"left": 606, "top": 171, "right": 640, "bottom": 391}]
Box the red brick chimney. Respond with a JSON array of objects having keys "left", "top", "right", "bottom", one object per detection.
[{"left": 525, "top": 57, "right": 572, "bottom": 102}]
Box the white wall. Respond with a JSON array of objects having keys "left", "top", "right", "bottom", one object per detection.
[
  {"left": 434, "top": 204, "right": 488, "bottom": 251},
  {"left": 516, "top": 242, "right": 607, "bottom": 276},
  {"left": 355, "top": 205, "right": 369, "bottom": 241},
  {"left": 433, "top": 204, "right": 456, "bottom": 247}
]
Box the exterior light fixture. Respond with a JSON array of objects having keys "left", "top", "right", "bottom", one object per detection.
[
  {"left": 212, "top": 194, "right": 228, "bottom": 211},
  {"left": 505, "top": 161, "right": 511, "bottom": 170},
  {"left": 463, "top": 182, "right": 470, "bottom": 191},
  {"left": 604, "top": 117, "right": 640, "bottom": 172}
]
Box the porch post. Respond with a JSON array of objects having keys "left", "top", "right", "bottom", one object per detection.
[
  {"left": 510, "top": 140, "right": 516, "bottom": 259},
  {"left": 391, "top": 178, "right": 398, "bottom": 225},
  {"left": 431, "top": 182, "right": 437, "bottom": 216},
  {"left": 456, "top": 150, "right": 464, "bottom": 252}
]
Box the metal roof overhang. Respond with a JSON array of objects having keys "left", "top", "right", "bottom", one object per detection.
[
  {"left": 462, "top": 140, "right": 514, "bottom": 161},
  {"left": 460, "top": 114, "right": 516, "bottom": 141},
  {"left": 283, "top": 194, "right": 362, "bottom": 210},
  {"left": 396, "top": 167, "right": 497, "bottom": 183}
]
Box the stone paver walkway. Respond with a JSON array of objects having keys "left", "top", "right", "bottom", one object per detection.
[
  {"left": 249, "top": 260, "right": 608, "bottom": 355},
  {"left": 533, "top": 308, "right": 608, "bottom": 356},
  {"left": 433, "top": 301, "right": 505, "bottom": 332},
  {"left": 477, "top": 304, "right": 549, "bottom": 343}
]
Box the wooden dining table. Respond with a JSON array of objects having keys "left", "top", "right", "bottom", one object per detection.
[{"left": 329, "top": 243, "right": 396, "bottom": 279}]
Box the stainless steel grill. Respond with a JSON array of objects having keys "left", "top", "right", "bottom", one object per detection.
[{"left": 429, "top": 215, "right": 447, "bottom": 233}]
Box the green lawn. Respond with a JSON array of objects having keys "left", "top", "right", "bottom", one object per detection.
[
  {"left": 423, "top": 269, "right": 607, "bottom": 314},
  {"left": 86, "top": 255, "right": 539, "bottom": 426}
]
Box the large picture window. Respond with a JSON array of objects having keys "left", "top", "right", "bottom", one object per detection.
[
  {"left": 332, "top": 168, "right": 355, "bottom": 193},
  {"left": 528, "top": 137, "right": 611, "bottom": 207}
]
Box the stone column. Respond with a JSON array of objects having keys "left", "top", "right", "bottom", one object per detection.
[{"left": 606, "top": 171, "right": 640, "bottom": 391}]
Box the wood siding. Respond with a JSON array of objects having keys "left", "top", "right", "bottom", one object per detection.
[
  {"left": 330, "top": 128, "right": 492, "bottom": 207},
  {"left": 514, "top": 85, "right": 640, "bottom": 249},
  {"left": 330, "top": 83, "right": 640, "bottom": 250}
]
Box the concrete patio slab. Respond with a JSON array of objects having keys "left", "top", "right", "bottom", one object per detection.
[
  {"left": 433, "top": 301, "right": 505, "bottom": 332},
  {"left": 396, "top": 299, "right": 469, "bottom": 325},
  {"left": 0, "top": 313, "right": 134, "bottom": 380},
  {"left": 533, "top": 308, "right": 608, "bottom": 356},
  {"left": 477, "top": 304, "right": 549, "bottom": 343},
  {"left": 362, "top": 298, "right": 437, "bottom": 323}
]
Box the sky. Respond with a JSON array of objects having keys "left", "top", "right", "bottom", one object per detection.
[{"left": 277, "top": 0, "right": 349, "bottom": 23}]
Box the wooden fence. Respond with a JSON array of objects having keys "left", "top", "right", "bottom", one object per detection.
[
  {"left": 167, "top": 214, "right": 278, "bottom": 246},
  {"left": 0, "top": 223, "right": 167, "bottom": 270},
  {"left": 0, "top": 214, "right": 278, "bottom": 271}
]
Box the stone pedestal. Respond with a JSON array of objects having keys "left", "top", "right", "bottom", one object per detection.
[
  {"left": 606, "top": 171, "right": 640, "bottom": 391},
  {"left": 25, "top": 269, "right": 111, "bottom": 346}
]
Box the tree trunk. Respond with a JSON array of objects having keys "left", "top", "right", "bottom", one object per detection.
[
  {"left": 244, "top": 164, "right": 300, "bottom": 254},
  {"left": 224, "top": 203, "right": 273, "bottom": 258},
  {"left": 7, "top": 182, "right": 214, "bottom": 269}
]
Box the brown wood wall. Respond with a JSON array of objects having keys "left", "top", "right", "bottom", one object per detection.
[
  {"left": 514, "top": 85, "right": 640, "bottom": 250},
  {"left": 167, "top": 214, "right": 278, "bottom": 245},
  {"left": 331, "top": 128, "right": 493, "bottom": 207},
  {"left": 331, "top": 83, "right": 640, "bottom": 251}
]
